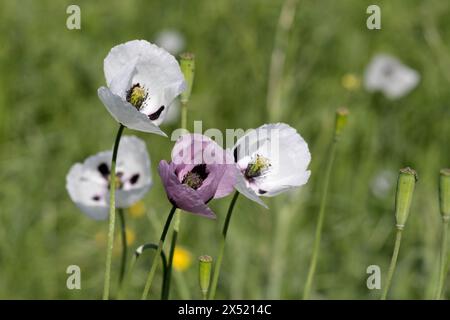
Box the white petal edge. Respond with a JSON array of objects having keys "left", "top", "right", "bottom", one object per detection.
[
  {"left": 104, "top": 40, "right": 183, "bottom": 91},
  {"left": 66, "top": 163, "right": 109, "bottom": 220},
  {"left": 234, "top": 172, "right": 268, "bottom": 209}
]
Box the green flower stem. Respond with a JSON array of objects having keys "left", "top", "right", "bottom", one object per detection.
[
  {"left": 118, "top": 243, "right": 168, "bottom": 300},
  {"left": 303, "top": 139, "right": 337, "bottom": 299},
  {"left": 181, "top": 102, "right": 188, "bottom": 131},
  {"left": 435, "top": 217, "right": 449, "bottom": 299},
  {"left": 141, "top": 205, "right": 177, "bottom": 300},
  {"left": 209, "top": 191, "right": 240, "bottom": 300},
  {"left": 102, "top": 123, "right": 125, "bottom": 300},
  {"left": 381, "top": 228, "right": 403, "bottom": 300},
  {"left": 161, "top": 221, "right": 178, "bottom": 300},
  {"left": 118, "top": 208, "right": 127, "bottom": 286}
]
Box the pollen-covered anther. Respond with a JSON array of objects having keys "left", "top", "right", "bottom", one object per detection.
[
  {"left": 182, "top": 164, "right": 208, "bottom": 190},
  {"left": 245, "top": 155, "right": 271, "bottom": 179},
  {"left": 126, "top": 83, "right": 147, "bottom": 110}
]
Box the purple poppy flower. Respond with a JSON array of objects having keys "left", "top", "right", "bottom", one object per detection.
[{"left": 158, "top": 134, "right": 236, "bottom": 218}]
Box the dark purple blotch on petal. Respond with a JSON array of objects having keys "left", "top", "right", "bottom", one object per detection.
[
  {"left": 148, "top": 106, "right": 165, "bottom": 120},
  {"left": 98, "top": 163, "right": 110, "bottom": 178},
  {"left": 130, "top": 173, "right": 140, "bottom": 185}
]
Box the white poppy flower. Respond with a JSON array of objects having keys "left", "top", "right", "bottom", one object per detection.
[
  {"left": 232, "top": 123, "right": 311, "bottom": 207},
  {"left": 364, "top": 54, "right": 420, "bottom": 100},
  {"left": 66, "top": 136, "right": 152, "bottom": 220},
  {"left": 98, "top": 40, "right": 186, "bottom": 136},
  {"left": 155, "top": 29, "right": 186, "bottom": 56}
]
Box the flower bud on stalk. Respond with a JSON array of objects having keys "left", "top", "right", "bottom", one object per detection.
[
  {"left": 180, "top": 53, "right": 195, "bottom": 105},
  {"left": 440, "top": 169, "right": 450, "bottom": 220},
  {"left": 395, "top": 167, "right": 418, "bottom": 229},
  {"left": 334, "top": 107, "right": 349, "bottom": 140},
  {"left": 198, "top": 255, "right": 212, "bottom": 299}
]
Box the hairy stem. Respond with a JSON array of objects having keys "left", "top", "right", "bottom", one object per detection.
[
  {"left": 435, "top": 218, "right": 449, "bottom": 299},
  {"left": 102, "top": 124, "right": 125, "bottom": 300},
  {"left": 118, "top": 209, "right": 127, "bottom": 286},
  {"left": 381, "top": 228, "right": 403, "bottom": 300}
]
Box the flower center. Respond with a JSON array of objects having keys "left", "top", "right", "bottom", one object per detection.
[
  {"left": 182, "top": 164, "right": 208, "bottom": 190},
  {"left": 126, "top": 83, "right": 147, "bottom": 110},
  {"left": 108, "top": 173, "right": 124, "bottom": 190},
  {"left": 382, "top": 64, "right": 394, "bottom": 77},
  {"left": 97, "top": 163, "right": 125, "bottom": 189},
  {"left": 245, "top": 155, "right": 270, "bottom": 179}
]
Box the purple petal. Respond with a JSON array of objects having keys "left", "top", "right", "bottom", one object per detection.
[
  {"left": 158, "top": 161, "right": 216, "bottom": 219},
  {"left": 196, "top": 164, "right": 227, "bottom": 203},
  {"left": 214, "top": 150, "right": 238, "bottom": 198}
]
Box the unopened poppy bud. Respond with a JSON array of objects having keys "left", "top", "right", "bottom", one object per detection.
[
  {"left": 440, "top": 169, "right": 450, "bottom": 220},
  {"left": 395, "top": 167, "right": 417, "bottom": 229},
  {"left": 198, "top": 255, "right": 212, "bottom": 299},
  {"left": 180, "top": 52, "right": 195, "bottom": 104},
  {"left": 334, "top": 107, "right": 349, "bottom": 139}
]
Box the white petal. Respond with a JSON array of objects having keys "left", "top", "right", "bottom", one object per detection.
[
  {"left": 116, "top": 184, "right": 151, "bottom": 209},
  {"left": 108, "top": 57, "right": 138, "bottom": 98},
  {"left": 234, "top": 172, "right": 268, "bottom": 208},
  {"left": 66, "top": 163, "right": 109, "bottom": 220},
  {"left": 83, "top": 150, "right": 113, "bottom": 183},
  {"left": 115, "top": 136, "right": 152, "bottom": 208},
  {"left": 98, "top": 86, "right": 167, "bottom": 136},
  {"left": 257, "top": 170, "right": 311, "bottom": 197},
  {"left": 104, "top": 40, "right": 166, "bottom": 87},
  {"left": 161, "top": 99, "right": 181, "bottom": 125}
]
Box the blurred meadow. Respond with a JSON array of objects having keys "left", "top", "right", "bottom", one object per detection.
[{"left": 0, "top": 0, "right": 449, "bottom": 299}]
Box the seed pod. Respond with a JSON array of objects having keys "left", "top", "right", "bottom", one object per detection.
[
  {"left": 198, "top": 255, "right": 212, "bottom": 299},
  {"left": 180, "top": 52, "right": 195, "bottom": 104},
  {"left": 334, "top": 107, "right": 349, "bottom": 139},
  {"left": 440, "top": 169, "right": 450, "bottom": 219},
  {"left": 395, "top": 167, "right": 417, "bottom": 229}
]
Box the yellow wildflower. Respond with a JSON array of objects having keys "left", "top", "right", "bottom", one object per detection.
[
  {"left": 341, "top": 73, "right": 361, "bottom": 91},
  {"left": 128, "top": 201, "right": 146, "bottom": 218},
  {"left": 173, "top": 246, "right": 192, "bottom": 272}
]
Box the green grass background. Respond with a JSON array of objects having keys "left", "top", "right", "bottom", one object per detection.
[{"left": 0, "top": 0, "right": 449, "bottom": 299}]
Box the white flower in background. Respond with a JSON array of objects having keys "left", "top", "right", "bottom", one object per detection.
[
  {"left": 364, "top": 54, "right": 420, "bottom": 100},
  {"left": 371, "top": 169, "right": 396, "bottom": 199},
  {"left": 98, "top": 40, "right": 186, "bottom": 136},
  {"left": 232, "top": 123, "right": 311, "bottom": 207},
  {"left": 66, "top": 136, "right": 152, "bottom": 220},
  {"left": 155, "top": 29, "right": 186, "bottom": 56}
]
